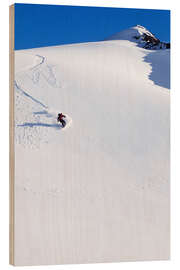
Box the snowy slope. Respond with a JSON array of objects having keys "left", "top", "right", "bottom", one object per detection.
[{"left": 14, "top": 27, "right": 170, "bottom": 265}]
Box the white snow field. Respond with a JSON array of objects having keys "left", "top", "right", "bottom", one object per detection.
[{"left": 14, "top": 26, "right": 170, "bottom": 265}]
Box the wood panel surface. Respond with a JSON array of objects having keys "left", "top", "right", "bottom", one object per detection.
[{"left": 9, "top": 4, "right": 15, "bottom": 265}]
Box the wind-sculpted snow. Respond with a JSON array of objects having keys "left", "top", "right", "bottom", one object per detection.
[{"left": 14, "top": 34, "right": 170, "bottom": 265}]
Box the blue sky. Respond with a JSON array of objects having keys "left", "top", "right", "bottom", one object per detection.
[{"left": 15, "top": 3, "right": 170, "bottom": 50}]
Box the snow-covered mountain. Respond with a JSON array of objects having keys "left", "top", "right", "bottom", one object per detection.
[
  {"left": 14, "top": 26, "right": 170, "bottom": 265},
  {"left": 106, "top": 25, "right": 170, "bottom": 49}
]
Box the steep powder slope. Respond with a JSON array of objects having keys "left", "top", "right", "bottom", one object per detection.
[{"left": 14, "top": 37, "right": 170, "bottom": 265}]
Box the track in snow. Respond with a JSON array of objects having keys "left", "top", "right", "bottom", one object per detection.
[{"left": 15, "top": 53, "right": 72, "bottom": 148}]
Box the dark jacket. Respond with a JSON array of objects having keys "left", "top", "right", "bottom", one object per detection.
[{"left": 57, "top": 113, "right": 66, "bottom": 122}]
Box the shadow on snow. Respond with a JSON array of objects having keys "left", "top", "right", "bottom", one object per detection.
[
  {"left": 143, "top": 50, "right": 170, "bottom": 89},
  {"left": 18, "top": 122, "right": 61, "bottom": 129}
]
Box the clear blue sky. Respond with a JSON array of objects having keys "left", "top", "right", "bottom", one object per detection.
[{"left": 15, "top": 3, "right": 170, "bottom": 50}]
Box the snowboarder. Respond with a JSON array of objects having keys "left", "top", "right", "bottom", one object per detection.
[{"left": 57, "top": 113, "right": 66, "bottom": 128}]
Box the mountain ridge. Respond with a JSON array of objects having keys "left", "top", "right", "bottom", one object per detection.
[{"left": 106, "top": 25, "right": 170, "bottom": 50}]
